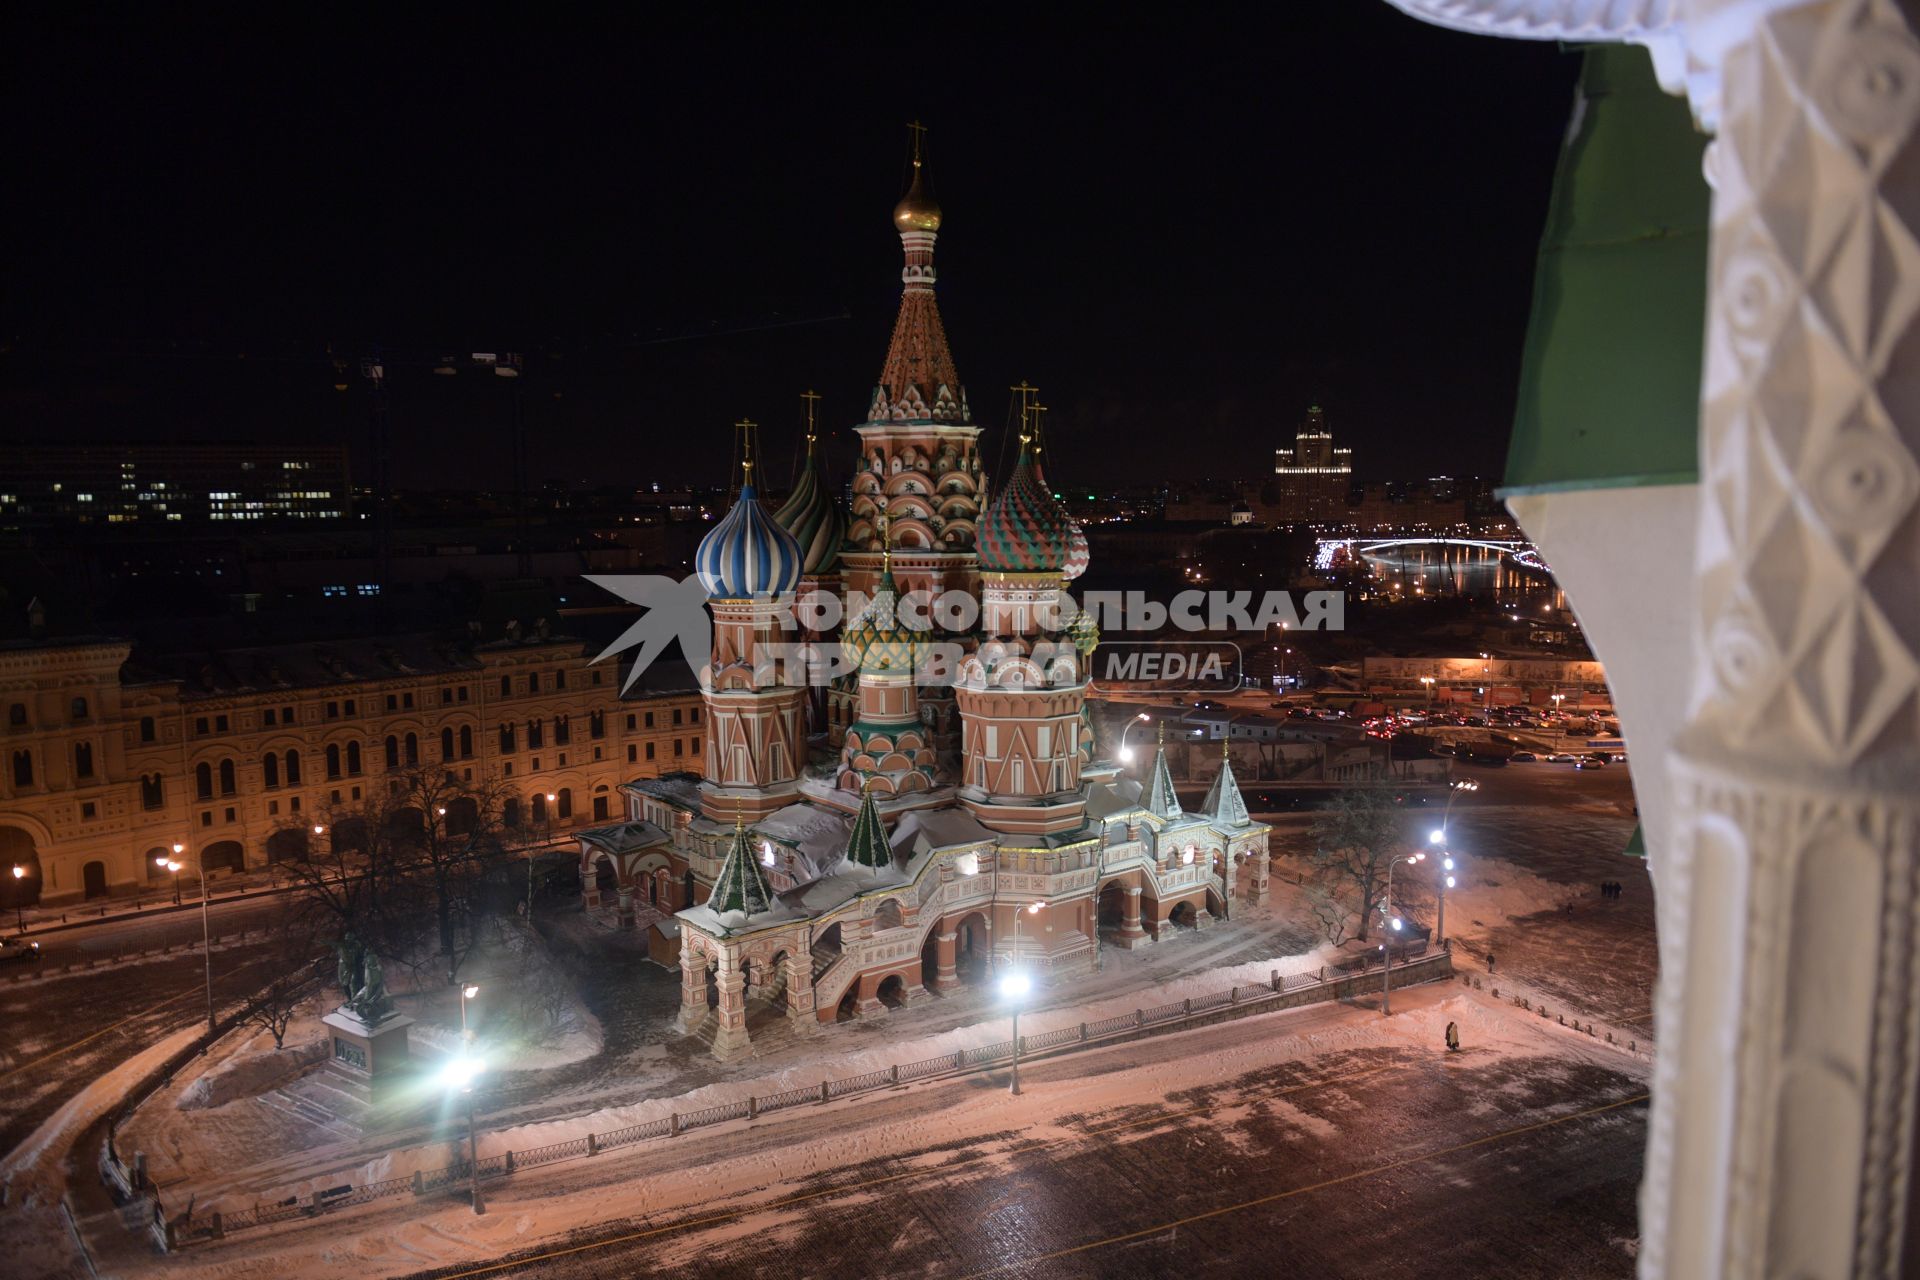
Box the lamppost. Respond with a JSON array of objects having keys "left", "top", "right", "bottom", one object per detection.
[
  {"left": 1116, "top": 712, "right": 1151, "bottom": 764},
  {"left": 1380, "top": 850, "right": 1425, "bottom": 1016},
  {"left": 1480, "top": 652, "right": 1493, "bottom": 718},
  {"left": 1007, "top": 900, "right": 1043, "bottom": 970},
  {"left": 157, "top": 852, "right": 183, "bottom": 906},
  {"left": 162, "top": 841, "right": 217, "bottom": 1031},
  {"left": 9, "top": 864, "right": 25, "bottom": 932},
  {"left": 1000, "top": 968, "right": 1032, "bottom": 1097},
  {"left": 1551, "top": 693, "right": 1565, "bottom": 717},
  {"left": 1420, "top": 676, "right": 1435, "bottom": 706},
  {"left": 530, "top": 792, "right": 558, "bottom": 921},
  {"left": 460, "top": 982, "right": 479, "bottom": 1042},
  {"left": 441, "top": 1053, "right": 486, "bottom": 1215}
]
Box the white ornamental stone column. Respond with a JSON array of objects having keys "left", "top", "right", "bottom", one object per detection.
[
  {"left": 1379, "top": 3, "right": 1920, "bottom": 1276},
  {"left": 1656, "top": 7, "right": 1920, "bottom": 1278}
]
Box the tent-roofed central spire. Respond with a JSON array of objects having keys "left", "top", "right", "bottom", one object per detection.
[{"left": 875, "top": 121, "right": 965, "bottom": 423}]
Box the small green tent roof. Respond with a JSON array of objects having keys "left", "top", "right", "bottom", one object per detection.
[{"left": 1502, "top": 44, "right": 1708, "bottom": 498}]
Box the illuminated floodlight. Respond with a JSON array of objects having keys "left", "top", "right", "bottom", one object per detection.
[
  {"left": 1446, "top": 876, "right": 1457, "bottom": 889},
  {"left": 1118, "top": 747, "right": 1135, "bottom": 762},
  {"left": 1390, "top": 917, "right": 1404, "bottom": 931},
  {"left": 440, "top": 1054, "right": 484, "bottom": 1092},
  {"left": 1443, "top": 856, "right": 1454, "bottom": 871},
  {"left": 999, "top": 970, "right": 1032, "bottom": 1000},
  {"left": 1428, "top": 830, "right": 1444, "bottom": 845},
  {"left": 462, "top": 983, "right": 480, "bottom": 1000}
]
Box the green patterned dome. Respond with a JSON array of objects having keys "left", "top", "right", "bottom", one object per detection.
[
  {"left": 843, "top": 566, "right": 925, "bottom": 673},
  {"left": 978, "top": 439, "right": 1069, "bottom": 574},
  {"left": 1067, "top": 607, "right": 1100, "bottom": 656},
  {"left": 773, "top": 444, "right": 847, "bottom": 575}
]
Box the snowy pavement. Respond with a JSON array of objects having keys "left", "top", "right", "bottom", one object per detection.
[
  {"left": 111, "top": 897, "right": 1326, "bottom": 1216},
  {"left": 98, "top": 982, "right": 1648, "bottom": 1279}
]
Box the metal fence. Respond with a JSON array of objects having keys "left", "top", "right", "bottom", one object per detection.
[{"left": 153, "top": 949, "right": 1454, "bottom": 1249}]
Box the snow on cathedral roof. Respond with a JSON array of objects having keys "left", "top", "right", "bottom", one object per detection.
[{"left": 1200, "top": 744, "right": 1252, "bottom": 828}]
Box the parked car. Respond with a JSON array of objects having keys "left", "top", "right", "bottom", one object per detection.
[
  {"left": 1576, "top": 753, "right": 1610, "bottom": 769},
  {"left": 1545, "top": 752, "right": 1578, "bottom": 763},
  {"left": 1192, "top": 699, "right": 1226, "bottom": 711},
  {"left": 0, "top": 937, "right": 40, "bottom": 965},
  {"left": 1509, "top": 751, "right": 1537, "bottom": 762}
]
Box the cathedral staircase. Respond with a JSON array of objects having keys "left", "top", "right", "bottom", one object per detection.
[{"left": 810, "top": 935, "right": 843, "bottom": 983}]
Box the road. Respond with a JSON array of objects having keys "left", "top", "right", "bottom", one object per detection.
[
  {"left": 353, "top": 984, "right": 1648, "bottom": 1280},
  {"left": 0, "top": 932, "right": 293, "bottom": 1158}
]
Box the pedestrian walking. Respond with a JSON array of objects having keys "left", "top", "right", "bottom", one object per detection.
[
  {"left": 1445, "top": 1021, "right": 1461, "bottom": 1052},
  {"left": 1487, "top": 952, "right": 1496, "bottom": 974}
]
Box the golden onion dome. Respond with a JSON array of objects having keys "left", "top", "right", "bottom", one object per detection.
[{"left": 892, "top": 162, "right": 942, "bottom": 233}]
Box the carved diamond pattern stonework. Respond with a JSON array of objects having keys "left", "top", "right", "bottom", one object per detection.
[{"left": 1696, "top": 5, "right": 1920, "bottom": 769}]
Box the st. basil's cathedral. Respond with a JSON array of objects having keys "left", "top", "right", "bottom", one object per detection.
[{"left": 583, "top": 135, "right": 1271, "bottom": 1059}]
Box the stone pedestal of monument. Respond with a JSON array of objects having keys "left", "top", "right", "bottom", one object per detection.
[{"left": 321, "top": 1009, "right": 414, "bottom": 1103}]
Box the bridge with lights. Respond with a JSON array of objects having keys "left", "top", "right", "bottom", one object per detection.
[{"left": 1313, "top": 536, "right": 1550, "bottom": 573}]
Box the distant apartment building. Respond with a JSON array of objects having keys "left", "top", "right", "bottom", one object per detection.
[
  {"left": 0, "top": 632, "right": 703, "bottom": 903},
  {"left": 1349, "top": 480, "right": 1470, "bottom": 532},
  {"left": 1271, "top": 405, "right": 1354, "bottom": 526},
  {"left": 1, "top": 443, "right": 353, "bottom": 529}
]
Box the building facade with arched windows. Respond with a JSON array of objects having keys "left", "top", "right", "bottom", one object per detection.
[{"left": 0, "top": 631, "right": 702, "bottom": 903}]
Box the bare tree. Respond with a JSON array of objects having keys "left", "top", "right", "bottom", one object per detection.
[
  {"left": 1303, "top": 881, "right": 1356, "bottom": 946},
  {"left": 395, "top": 768, "right": 516, "bottom": 985},
  {"left": 1309, "top": 783, "right": 1410, "bottom": 942},
  {"left": 245, "top": 905, "right": 325, "bottom": 1049},
  {"left": 272, "top": 791, "right": 423, "bottom": 963},
  {"left": 274, "top": 766, "right": 521, "bottom": 988}
]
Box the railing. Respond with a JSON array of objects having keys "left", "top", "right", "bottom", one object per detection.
[{"left": 152, "top": 949, "right": 1455, "bottom": 1250}]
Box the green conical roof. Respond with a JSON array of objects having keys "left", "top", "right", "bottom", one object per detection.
[
  {"left": 1144, "top": 726, "right": 1181, "bottom": 820},
  {"left": 844, "top": 786, "right": 896, "bottom": 870},
  {"left": 1505, "top": 43, "right": 1708, "bottom": 497},
  {"left": 1202, "top": 742, "right": 1250, "bottom": 828},
  {"left": 707, "top": 821, "right": 776, "bottom": 917}
]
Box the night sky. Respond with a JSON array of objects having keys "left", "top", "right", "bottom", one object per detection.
[{"left": 3, "top": 9, "right": 1580, "bottom": 495}]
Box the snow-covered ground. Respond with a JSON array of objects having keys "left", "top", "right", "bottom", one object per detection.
[
  {"left": 166, "top": 941, "right": 1341, "bottom": 1214},
  {"left": 111, "top": 855, "right": 1589, "bottom": 1222},
  {"left": 114, "top": 918, "right": 601, "bottom": 1207},
  {"left": 1, "top": 1023, "right": 200, "bottom": 1280},
  {"left": 98, "top": 981, "right": 1647, "bottom": 1280}
]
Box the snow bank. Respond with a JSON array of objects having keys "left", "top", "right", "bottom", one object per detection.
[
  {"left": 179, "top": 1033, "right": 329, "bottom": 1110},
  {"left": 396, "top": 921, "right": 603, "bottom": 1072},
  {"left": 1443, "top": 857, "right": 1582, "bottom": 933}
]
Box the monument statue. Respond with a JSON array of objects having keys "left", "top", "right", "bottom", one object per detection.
[{"left": 334, "top": 932, "right": 395, "bottom": 1025}]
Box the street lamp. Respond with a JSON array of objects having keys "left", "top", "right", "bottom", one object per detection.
[
  {"left": 1117, "top": 712, "right": 1151, "bottom": 764},
  {"left": 157, "top": 854, "right": 183, "bottom": 906},
  {"left": 1007, "top": 901, "right": 1043, "bottom": 970},
  {"left": 459, "top": 982, "right": 479, "bottom": 1042},
  {"left": 1000, "top": 968, "right": 1032, "bottom": 1097},
  {"left": 1420, "top": 675, "right": 1434, "bottom": 705},
  {"left": 440, "top": 1053, "right": 487, "bottom": 1215},
  {"left": 9, "top": 864, "right": 24, "bottom": 933},
  {"left": 1480, "top": 652, "right": 1493, "bottom": 718},
  {"left": 166, "top": 841, "right": 217, "bottom": 1031},
  {"left": 1551, "top": 693, "right": 1565, "bottom": 716},
  {"left": 1381, "top": 850, "right": 1425, "bottom": 1016}
]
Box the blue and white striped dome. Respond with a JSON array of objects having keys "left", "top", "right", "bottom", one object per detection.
[{"left": 696, "top": 483, "right": 805, "bottom": 598}]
